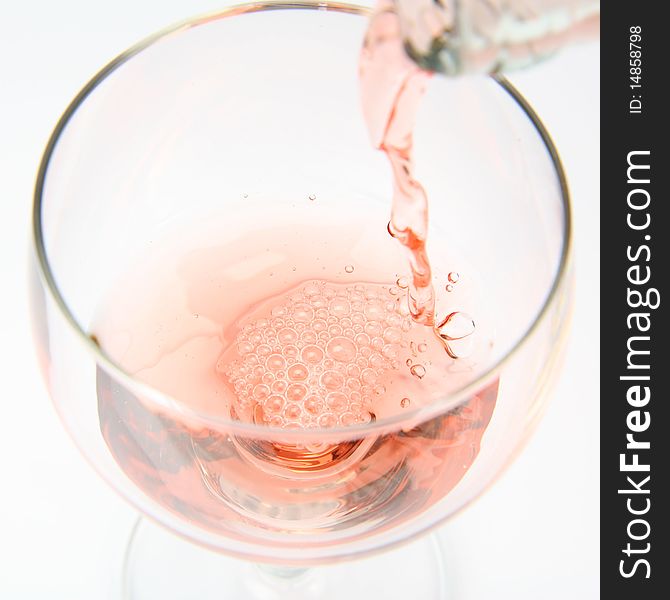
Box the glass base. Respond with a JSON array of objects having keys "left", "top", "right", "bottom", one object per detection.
[{"left": 122, "top": 518, "right": 448, "bottom": 599}]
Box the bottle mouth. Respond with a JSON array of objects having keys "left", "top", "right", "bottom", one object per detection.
[{"left": 32, "top": 1, "right": 572, "bottom": 442}]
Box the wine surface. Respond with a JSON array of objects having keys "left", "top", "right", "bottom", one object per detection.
[{"left": 92, "top": 2, "right": 497, "bottom": 545}]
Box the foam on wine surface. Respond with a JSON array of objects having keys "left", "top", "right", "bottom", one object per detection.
[{"left": 218, "top": 279, "right": 457, "bottom": 430}]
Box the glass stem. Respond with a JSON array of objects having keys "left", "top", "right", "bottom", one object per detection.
[
  {"left": 253, "top": 564, "right": 322, "bottom": 599},
  {"left": 256, "top": 564, "right": 309, "bottom": 581}
]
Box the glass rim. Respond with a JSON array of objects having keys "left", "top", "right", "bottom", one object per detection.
[{"left": 32, "top": 0, "right": 572, "bottom": 439}]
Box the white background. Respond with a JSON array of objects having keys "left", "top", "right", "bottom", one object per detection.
[{"left": 0, "top": 1, "right": 599, "bottom": 597}]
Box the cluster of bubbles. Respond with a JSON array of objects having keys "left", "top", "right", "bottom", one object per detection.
[{"left": 219, "top": 280, "right": 414, "bottom": 429}]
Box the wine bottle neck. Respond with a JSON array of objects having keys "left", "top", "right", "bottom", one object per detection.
[{"left": 394, "top": 0, "right": 600, "bottom": 75}]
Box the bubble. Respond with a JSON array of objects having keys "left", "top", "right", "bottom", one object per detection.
[
  {"left": 410, "top": 364, "right": 426, "bottom": 379},
  {"left": 308, "top": 194, "right": 316, "bottom": 201},
  {"left": 418, "top": 343, "right": 427, "bottom": 353},
  {"left": 265, "top": 395, "right": 285, "bottom": 413},
  {"left": 346, "top": 378, "right": 361, "bottom": 390},
  {"left": 340, "top": 412, "right": 357, "bottom": 426},
  {"left": 437, "top": 312, "right": 475, "bottom": 340},
  {"left": 328, "top": 324, "right": 343, "bottom": 337},
  {"left": 284, "top": 403, "right": 303, "bottom": 420},
  {"left": 257, "top": 344, "right": 272, "bottom": 356},
  {"left": 364, "top": 321, "right": 383, "bottom": 337},
  {"left": 243, "top": 354, "right": 259, "bottom": 367},
  {"left": 301, "top": 345, "right": 324, "bottom": 364},
  {"left": 354, "top": 333, "right": 370, "bottom": 347},
  {"left": 364, "top": 301, "right": 385, "bottom": 321},
  {"left": 326, "top": 392, "right": 348, "bottom": 412},
  {"left": 253, "top": 384, "right": 271, "bottom": 400},
  {"left": 301, "top": 330, "right": 318, "bottom": 344},
  {"left": 287, "top": 363, "right": 309, "bottom": 381},
  {"left": 272, "top": 380, "right": 287, "bottom": 394},
  {"left": 371, "top": 337, "right": 384, "bottom": 351},
  {"left": 237, "top": 341, "right": 254, "bottom": 355},
  {"left": 382, "top": 344, "right": 398, "bottom": 359},
  {"left": 386, "top": 313, "right": 402, "bottom": 328},
  {"left": 310, "top": 295, "right": 327, "bottom": 308},
  {"left": 286, "top": 383, "right": 308, "bottom": 402},
  {"left": 396, "top": 277, "right": 409, "bottom": 289},
  {"left": 448, "top": 272, "right": 460, "bottom": 283},
  {"left": 293, "top": 303, "right": 314, "bottom": 323},
  {"left": 329, "top": 298, "right": 351, "bottom": 317},
  {"left": 400, "top": 398, "right": 411, "bottom": 408},
  {"left": 262, "top": 372, "right": 275, "bottom": 385},
  {"left": 304, "top": 283, "right": 321, "bottom": 297},
  {"left": 382, "top": 327, "right": 402, "bottom": 344},
  {"left": 304, "top": 396, "right": 323, "bottom": 415},
  {"left": 281, "top": 345, "right": 299, "bottom": 360},
  {"left": 321, "top": 370, "right": 345, "bottom": 390},
  {"left": 326, "top": 337, "right": 357, "bottom": 362},
  {"left": 445, "top": 284, "right": 454, "bottom": 292},
  {"left": 345, "top": 265, "right": 355, "bottom": 273},
  {"left": 361, "top": 368, "right": 377, "bottom": 384},
  {"left": 312, "top": 319, "right": 327, "bottom": 332},
  {"left": 374, "top": 384, "right": 386, "bottom": 396},
  {"left": 369, "top": 353, "right": 386, "bottom": 369},
  {"left": 277, "top": 328, "right": 298, "bottom": 344}
]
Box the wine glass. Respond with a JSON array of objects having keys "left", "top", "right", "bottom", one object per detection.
[{"left": 30, "top": 2, "right": 572, "bottom": 598}]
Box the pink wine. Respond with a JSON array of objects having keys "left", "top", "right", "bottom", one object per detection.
[
  {"left": 94, "top": 213, "right": 496, "bottom": 541},
  {"left": 92, "top": 1, "right": 497, "bottom": 545}
]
